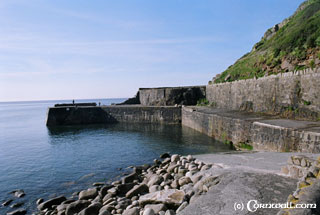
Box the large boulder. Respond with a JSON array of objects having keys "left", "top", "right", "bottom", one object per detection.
[
  {"left": 79, "top": 188, "right": 98, "bottom": 200},
  {"left": 65, "top": 200, "right": 91, "bottom": 215},
  {"left": 126, "top": 184, "right": 149, "bottom": 199},
  {"left": 37, "top": 196, "right": 67, "bottom": 211},
  {"left": 139, "top": 189, "right": 185, "bottom": 207},
  {"left": 144, "top": 204, "right": 167, "bottom": 214},
  {"left": 123, "top": 207, "right": 140, "bottom": 215},
  {"left": 78, "top": 202, "right": 102, "bottom": 215}
]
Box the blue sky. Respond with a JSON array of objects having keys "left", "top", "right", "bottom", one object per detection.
[{"left": 0, "top": 0, "right": 304, "bottom": 101}]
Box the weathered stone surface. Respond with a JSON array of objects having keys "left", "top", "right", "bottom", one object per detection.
[
  {"left": 99, "top": 185, "right": 113, "bottom": 198},
  {"left": 182, "top": 106, "right": 320, "bottom": 153},
  {"left": 47, "top": 106, "right": 181, "bottom": 126},
  {"left": 165, "top": 210, "right": 176, "bottom": 215},
  {"left": 139, "top": 189, "right": 185, "bottom": 206},
  {"left": 176, "top": 201, "right": 188, "bottom": 213},
  {"left": 122, "top": 172, "right": 138, "bottom": 184},
  {"left": 178, "top": 177, "right": 192, "bottom": 186},
  {"left": 78, "top": 202, "right": 102, "bottom": 215},
  {"left": 37, "top": 196, "right": 67, "bottom": 211},
  {"left": 126, "top": 184, "right": 149, "bottom": 198},
  {"left": 79, "top": 188, "right": 98, "bottom": 200},
  {"left": 179, "top": 170, "right": 297, "bottom": 215},
  {"left": 98, "top": 210, "right": 111, "bottom": 215},
  {"left": 117, "top": 183, "right": 135, "bottom": 195},
  {"left": 144, "top": 204, "right": 167, "bottom": 214},
  {"left": 65, "top": 200, "right": 91, "bottom": 215},
  {"left": 147, "top": 175, "right": 164, "bottom": 187},
  {"left": 206, "top": 68, "right": 320, "bottom": 120},
  {"left": 143, "top": 208, "right": 155, "bottom": 215},
  {"left": 139, "top": 86, "right": 206, "bottom": 106},
  {"left": 123, "top": 207, "right": 140, "bottom": 215}
]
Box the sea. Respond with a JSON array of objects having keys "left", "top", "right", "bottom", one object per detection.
[{"left": 0, "top": 98, "right": 231, "bottom": 214}]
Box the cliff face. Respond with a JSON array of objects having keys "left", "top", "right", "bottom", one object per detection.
[{"left": 212, "top": 0, "right": 320, "bottom": 84}]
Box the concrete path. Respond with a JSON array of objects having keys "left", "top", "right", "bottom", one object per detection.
[{"left": 178, "top": 152, "right": 320, "bottom": 215}]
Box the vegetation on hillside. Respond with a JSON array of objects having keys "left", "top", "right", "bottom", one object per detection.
[{"left": 214, "top": 0, "right": 320, "bottom": 83}]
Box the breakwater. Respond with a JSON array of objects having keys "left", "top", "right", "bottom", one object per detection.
[{"left": 46, "top": 105, "right": 181, "bottom": 126}]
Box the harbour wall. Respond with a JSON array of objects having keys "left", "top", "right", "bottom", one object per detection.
[
  {"left": 181, "top": 106, "right": 320, "bottom": 153},
  {"left": 46, "top": 105, "right": 181, "bottom": 126},
  {"left": 139, "top": 86, "right": 206, "bottom": 106},
  {"left": 206, "top": 68, "right": 320, "bottom": 120}
]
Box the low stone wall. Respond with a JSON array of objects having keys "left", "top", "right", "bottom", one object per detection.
[
  {"left": 207, "top": 68, "right": 320, "bottom": 120},
  {"left": 181, "top": 106, "right": 320, "bottom": 153},
  {"left": 139, "top": 86, "right": 206, "bottom": 106},
  {"left": 278, "top": 155, "right": 320, "bottom": 215},
  {"left": 46, "top": 105, "right": 181, "bottom": 126}
]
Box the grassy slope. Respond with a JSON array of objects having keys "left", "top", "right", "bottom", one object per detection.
[{"left": 214, "top": 0, "right": 320, "bottom": 84}]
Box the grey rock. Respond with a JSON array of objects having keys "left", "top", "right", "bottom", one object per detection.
[
  {"left": 171, "top": 155, "right": 180, "bottom": 163},
  {"left": 13, "top": 190, "right": 25, "bottom": 198},
  {"left": 78, "top": 202, "right": 102, "bottom": 215},
  {"left": 143, "top": 208, "right": 155, "bottom": 215},
  {"left": 147, "top": 175, "right": 164, "bottom": 187},
  {"left": 123, "top": 207, "right": 140, "bottom": 215},
  {"left": 139, "top": 189, "right": 185, "bottom": 207},
  {"left": 65, "top": 200, "right": 91, "bottom": 215},
  {"left": 99, "top": 185, "right": 113, "bottom": 198},
  {"left": 125, "top": 184, "right": 149, "bottom": 199},
  {"left": 149, "top": 185, "right": 161, "bottom": 193},
  {"left": 6, "top": 209, "right": 27, "bottom": 215},
  {"left": 144, "top": 204, "right": 166, "bottom": 214},
  {"left": 178, "top": 177, "right": 192, "bottom": 186},
  {"left": 176, "top": 202, "right": 188, "bottom": 213},
  {"left": 37, "top": 196, "right": 67, "bottom": 211},
  {"left": 93, "top": 182, "right": 105, "bottom": 187},
  {"left": 165, "top": 210, "right": 175, "bottom": 215},
  {"left": 107, "top": 187, "right": 117, "bottom": 195},
  {"left": 102, "top": 193, "right": 113, "bottom": 203},
  {"left": 2, "top": 199, "right": 13, "bottom": 206},
  {"left": 122, "top": 172, "right": 138, "bottom": 184},
  {"left": 36, "top": 198, "right": 44, "bottom": 205},
  {"left": 10, "top": 202, "right": 24, "bottom": 208},
  {"left": 99, "top": 205, "right": 114, "bottom": 213},
  {"left": 160, "top": 153, "right": 170, "bottom": 159},
  {"left": 98, "top": 210, "right": 111, "bottom": 215},
  {"left": 117, "top": 183, "right": 135, "bottom": 195},
  {"left": 79, "top": 188, "right": 98, "bottom": 200}
]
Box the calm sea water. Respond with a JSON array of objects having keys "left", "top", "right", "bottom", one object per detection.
[{"left": 0, "top": 99, "right": 231, "bottom": 214}]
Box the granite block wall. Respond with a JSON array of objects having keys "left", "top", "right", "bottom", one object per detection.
[
  {"left": 46, "top": 106, "right": 181, "bottom": 126},
  {"left": 206, "top": 68, "right": 320, "bottom": 119},
  {"left": 139, "top": 86, "right": 206, "bottom": 106}
]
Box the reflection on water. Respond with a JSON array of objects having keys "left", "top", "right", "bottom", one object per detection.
[{"left": 47, "top": 123, "right": 231, "bottom": 154}]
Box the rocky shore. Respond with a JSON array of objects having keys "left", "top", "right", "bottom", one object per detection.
[
  {"left": 31, "top": 153, "right": 217, "bottom": 215},
  {"left": 3, "top": 152, "right": 320, "bottom": 215}
]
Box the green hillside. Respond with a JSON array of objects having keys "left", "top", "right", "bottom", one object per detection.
[{"left": 213, "top": 0, "right": 320, "bottom": 84}]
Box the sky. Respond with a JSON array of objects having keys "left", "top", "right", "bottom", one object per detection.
[{"left": 0, "top": 0, "right": 305, "bottom": 101}]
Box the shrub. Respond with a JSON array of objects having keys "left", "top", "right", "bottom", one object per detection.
[
  {"left": 309, "top": 59, "right": 315, "bottom": 69},
  {"left": 303, "top": 100, "right": 311, "bottom": 105},
  {"left": 196, "top": 98, "right": 209, "bottom": 106},
  {"left": 316, "top": 36, "right": 320, "bottom": 46}
]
